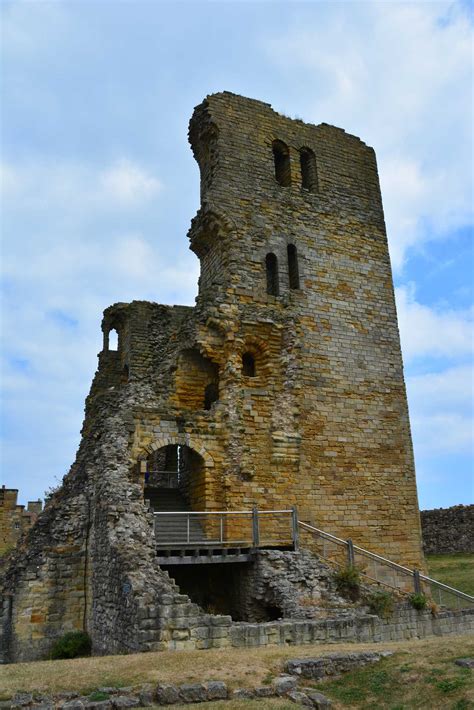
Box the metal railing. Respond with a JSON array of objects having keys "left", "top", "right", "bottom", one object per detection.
[
  {"left": 299, "top": 521, "right": 474, "bottom": 611},
  {"left": 153, "top": 507, "right": 298, "bottom": 549}
]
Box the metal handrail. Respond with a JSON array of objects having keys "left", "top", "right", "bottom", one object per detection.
[
  {"left": 153, "top": 508, "right": 297, "bottom": 549},
  {"left": 418, "top": 574, "right": 474, "bottom": 602},
  {"left": 153, "top": 509, "right": 293, "bottom": 516},
  {"left": 298, "top": 520, "right": 474, "bottom": 608}
]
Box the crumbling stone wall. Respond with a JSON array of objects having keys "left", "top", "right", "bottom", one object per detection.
[
  {"left": 0, "top": 487, "right": 42, "bottom": 557},
  {"left": 1, "top": 91, "right": 426, "bottom": 662},
  {"left": 421, "top": 505, "right": 474, "bottom": 554}
]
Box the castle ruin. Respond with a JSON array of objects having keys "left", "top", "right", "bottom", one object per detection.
[{"left": 0, "top": 92, "right": 428, "bottom": 662}]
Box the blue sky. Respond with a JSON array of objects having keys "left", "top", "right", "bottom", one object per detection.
[{"left": 1, "top": 0, "right": 472, "bottom": 510}]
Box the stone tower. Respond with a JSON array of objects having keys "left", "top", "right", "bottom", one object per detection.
[{"left": 0, "top": 92, "right": 424, "bottom": 662}]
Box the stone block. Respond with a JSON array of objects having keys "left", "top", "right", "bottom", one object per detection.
[
  {"left": 272, "top": 675, "right": 298, "bottom": 695},
  {"left": 204, "top": 682, "right": 227, "bottom": 700},
  {"left": 307, "top": 691, "right": 332, "bottom": 708},
  {"left": 110, "top": 698, "right": 140, "bottom": 709},
  {"left": 138, "top": 686, "right": 154, "bottom": 707},
  {"left": 254, "top": 687, "right": 275, "bottom": 698},
  {"left": 231, "top": 689, "right": 255, "bottom": 700},
  {"left": 455, "top": 658, "right": 474, "bottom": 669},
  {"left": 178, "top": 684, "right": 207, "bottom": 703},
  {"left": 155, "top": 685, "right": 179, "bottom": 705},
  {"left": 287, "top": 691, "right": 313, "bottom": 707}
]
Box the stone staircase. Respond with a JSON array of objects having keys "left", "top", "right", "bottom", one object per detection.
[{"left": 145, "top": 488, "right": 207, "bottom": 546}]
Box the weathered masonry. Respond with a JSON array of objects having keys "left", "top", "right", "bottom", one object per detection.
[
  {"left": 0, "top": 92, "right": 427, "bottom": 662},
  {"left": 0, "top": 487, "right": 42, "bottom": 557}
]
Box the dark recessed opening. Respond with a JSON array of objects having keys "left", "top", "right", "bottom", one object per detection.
[
  {"left": 204, "top": 382, "right": 219, "bottom": 410},
  {"left": 242, "top": 352, "right": 256, "bottom": 377},
  {"left": 272, "top": 140, "right": 291, "bottom": 187},
  {"left": 287, "top": 244, "right": 300, "bottom": 290},
  {"left": 265, "top": 252, "right": 279, "bottom": 296},
  {"left": 300, "top": 147, "right": 318, "bottom": 192}
]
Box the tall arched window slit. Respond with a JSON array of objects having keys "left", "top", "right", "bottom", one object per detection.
[
  {"left": 265, "top": 253, "right": 279, "bottom": 296},
  {"left": 287, "top": 244, "right": 300, "bottom": 290},
  {"left": 300, "top": 147, "right": 318, "bottom": 192},
  {"left": 272, "top": 140, "right": 291, "bottom": 187}
]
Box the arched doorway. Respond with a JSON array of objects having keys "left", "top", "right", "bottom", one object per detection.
[{"left": 144, "top": 444, "right": 206, "bottom": 511}]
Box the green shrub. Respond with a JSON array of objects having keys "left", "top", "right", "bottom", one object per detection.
[
  {"left": 334, "top": 566, "right": 361, "bottom": 601},
  {"left": 366, "top": 590, "right": 394, "bottom": 619},
  {"left": 409, "top": 593, "right": 428, "bottom": 611},
  {"left": 89, "top": 692, "right": 110, "bottom": 702},
  {"left": 436, "top": 677, "right": 466, "bottom": 693},
  {"left": 50, "top": 631, "right": 92, "bottom": 660}
]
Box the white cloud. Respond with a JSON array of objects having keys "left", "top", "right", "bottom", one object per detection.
[
  {"left": 99, "top": 160, "right": 162, "bottom": 204},
  {"left": 407, "top": 365, "right": 473, "bottom": 411},
  {"left": 0, "top": 158, "right": 162, "bottom": 210},
  {"left": 407, "top": 364, "right": 473, "bottom": 456},
  {"left": 410, "top": 412, "right": 473, "bottom": 456},
  {"left": 264, "top": 1, "right": 473, "bottom": 271},
  {"left": 396, "top": 285, "right": 473, "bottom": 361}
]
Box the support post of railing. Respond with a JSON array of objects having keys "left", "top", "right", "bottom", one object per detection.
[
  {"left": 413, "top": 569, "right": 421, "bottom": 595},
  {"left": 252, "top": 507, "right": 260, "bottom": 548},
  {"left": 220, "top": 515, "right": 224, "bottom": 543},
  {"left": 186, "top": 514, "right": 190, "bottom": 544},
  {"left": 347, "top": 539, "right": 355, "bottom": 568},
  {"left": 291, "top": 507, "right": 299, "bottom": 550}
]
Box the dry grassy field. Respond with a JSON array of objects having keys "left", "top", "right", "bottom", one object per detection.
[
  {"left": 1, "top": 635, "right": 473, "bottom": 709},
  {"left": 427, "top": 554, "right": 474, "bottom": 597}
]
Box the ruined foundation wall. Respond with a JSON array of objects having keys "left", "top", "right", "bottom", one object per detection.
[{"left": 421, "top": 505, "right": 474, "bottom": 554}]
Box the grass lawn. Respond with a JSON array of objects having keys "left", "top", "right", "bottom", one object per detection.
[
  {"left": 427, "top": 553, "right": 474, "bottom": 596},
  {"left": 0, "top": 636, "right": 473, "bottom": 709}
]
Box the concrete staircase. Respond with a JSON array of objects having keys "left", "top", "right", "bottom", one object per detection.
[{"left": 145, "top": 488, "right": 207, "bottom": 546}]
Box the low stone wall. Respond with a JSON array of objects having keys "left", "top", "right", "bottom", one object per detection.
[
  {"left": 173, "top": 604, "right": 474, "bottom": 650},
  {"left": 421, "top": 505, "right": 474, "bottom": 554}
]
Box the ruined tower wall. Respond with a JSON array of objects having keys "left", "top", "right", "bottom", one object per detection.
[{"left": 189, "top": 93, "right": 424, "bottom": 566}]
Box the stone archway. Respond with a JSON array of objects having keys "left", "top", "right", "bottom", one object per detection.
[{"left": 140, "top": 435, "right": 218, "bottom": 512}]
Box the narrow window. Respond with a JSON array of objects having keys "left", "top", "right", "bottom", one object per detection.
[
  {"left": 242, "top": 353, "right": 256, "bottom": 377},
  {"left": 265, "top": 253, "right": 279, "bottom": 296},
  {"left": 204, "top": 382, "right": 218, "bottom": 410},
  {"left": 108, "top": 328, "right": 118, "bottom": 351},
  {"left": 300, "top": 147, "right": 318, "bottom": 192},
  {"left": 287, "top": 244, "right": 300, "bottom": 290},
  {"left": 272, "top": 140, "right": 291, "bottom": 187}
]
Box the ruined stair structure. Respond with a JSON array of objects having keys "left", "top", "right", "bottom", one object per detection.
[{"left": 1, "top": 92, "right": 436, "bottom": 661}]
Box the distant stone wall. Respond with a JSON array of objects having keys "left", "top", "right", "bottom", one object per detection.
[
  {"left": 421, "top": 505, "right": 474, "bottom": 555},
  {"left": 0, "top": 487, "right": 43, "bottom": 557}
]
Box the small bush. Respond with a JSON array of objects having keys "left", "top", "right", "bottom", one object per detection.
[
  {"left": 366, "top": 590, "right": 394, "bottom": 619},
  {"left": 89, "top": 692, "right": 110, "bottom": 702},
  {"left": 436, "top": 677, "right": 466, "bottom": 693},
  {"left": 50, "top": 631, "right": 92, "bottom": 660},
  {"left": 409, "top": 593, "right": 428, "bottom": 611},
  {"left": 334, "top": 566, "right": 361, "bottom": 601}
]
